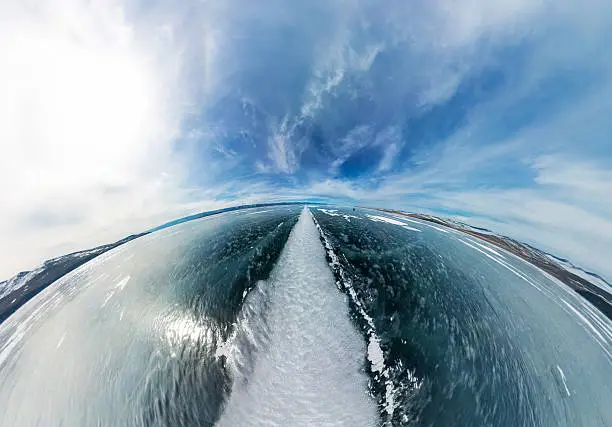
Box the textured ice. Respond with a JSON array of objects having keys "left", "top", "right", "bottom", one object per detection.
[
  {"left": 365, "top": 214, "right": 407, "bottom": 226},
  {"left": 388, "top": 213, "right": 453, "bottom": 234},
  {"left": 317, "top": 208, "right": 359, "bottom": 222},
  {"left": 472, "top": 240, "right": 506, "bottom": 258},
  {"left": 2, "top": 205, "right": 612, "bottom": 426},
  {"left": 0, "top": 208, "right": 301, "bottom": 426},
  {"left": 216, "top": 208, "right": 379, "bottom": 426},
  {"left": 311, "top": 213, "right": 422, "bottom": 419},
  {"left": 245, "top": 209, "right": 272, "bottom": 215},
  {"left": 365, "top": 214, "right": 423, "bottom": 233},
  {"left": 556, "top": 365, "right": 571, "bottom": 397}
]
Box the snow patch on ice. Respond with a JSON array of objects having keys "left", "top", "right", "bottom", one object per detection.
[
  {"left": 366, "top": 214, "right": 423, "bottom": 232},
  {"left": 395, "top": 217, "right": 423, "bottom": 225},
  {"left": 114, "top": 276, "right": 130, "bottom": 291},
  {"left": 427, "top": 224, "right": 449, "bottom": 233},
  {"left": 366, "top": 214, "right": 406, "bottom": 226},
  {"left": 214, "top": 280, "right": 271, "bottom": 371},
  {"left": 556, "top": 365, "right": 571, "bottom": 397},
  {"left": 317, "top": 208, "right": 359, "bottom": 222},
  {"left": 470, "top": 240, "right": 506, "bottom": 259},
  {"left": 368, "top": 335, "right": 385, "bottom": 374},
  {"left": 399, "top": 216, "right": 446, "bottom": 231},
  {"left": 318, "top": 208, "right": 340, "bottom": 215}
]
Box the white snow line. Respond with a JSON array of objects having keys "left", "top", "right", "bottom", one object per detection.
[
  {"left": 470, "top": 240, "right": 506, "bottom": 259},
  {"left": 556, "top": 365, "right": 571, "bottom": 397},
  {"left": 365, "top": 214, "right": 407, "bottom": 226},
  {"left": 56, "top": 333, "right": 66, "bottom": 349},
  {"left": 427, "top": 224, "right": 449, "bottom": 233},
  {"left": 114, "top": 275, "right": 130, "bottom": 291},
  {"left": 101, "top": 291, "right": 115, "bottom": 307},
  {"left": 398, "top": 216, "right": 449, "bottom": 233},
  {"left": 458, "top": 239, "right": 550, "bottom": 296},
  {"left": 394, "top": 217, "right": 423, "bottom": 225},
  {"left": 561, "top": 299, "right": 608, "bottom": 345}
]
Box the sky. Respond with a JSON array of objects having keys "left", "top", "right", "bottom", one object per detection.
[{"left": 1, "top": 0, "right": 612, "bottom": 282}]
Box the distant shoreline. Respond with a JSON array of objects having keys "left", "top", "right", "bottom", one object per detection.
[{"left": 381, "top": 209, "right": 612, "bottom": 320}]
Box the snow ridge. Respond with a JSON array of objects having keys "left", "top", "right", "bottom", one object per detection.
[{"left": 216, "top": 207, "right": 378, "bottom": 426}]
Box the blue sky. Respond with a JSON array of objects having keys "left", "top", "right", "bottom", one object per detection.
[{"left": 1, "top": 0, "right": 612, "bottom": 282}]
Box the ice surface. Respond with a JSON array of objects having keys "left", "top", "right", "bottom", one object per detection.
[
  {"left": 245, "top": 209, "right": 272, "bottom": 215},
  {"left": 312, "top": 212, "right": 422, "bottom": 419},
  {"left": 317, "top": 208, "right": 359, "bottom": 222},
  {"left": 2, "top": 204, "right": 611, "bottom": 426},
  {"left": 365, "top": 214, "right": 407, "bottom": 226},
  {"left": 365, "top": 214, "right": 423, "bottom": 232},
  {"left": 472, "top": 240, "right": 506, "bottom": 258},
  {"left": 388, "top": 214, "right": 451, "bottom": 234},
  {"left": 312, "top": 207, "right": 612, "bottom": 425},
  {"left": 0, "top": 207, "right": 301, "bottom": 426},
  {"left": 216, "top": 208, "right": 379, "bottom": 427}
]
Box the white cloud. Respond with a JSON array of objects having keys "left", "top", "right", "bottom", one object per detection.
[
  {"left": 430, "top": 188, "right": 612, "bottom": 282},
  {"left": 265, "top": 117, "right": 306, "bottom": 174},
  {"left": 295, "top": 140, "right": 612, "bottom": 283},
  {"left": 2, "top": 0, "right": 612, "bottom": 287},
  {"left": 258, "top": 0, "right": 546, "bottom": 170},
  {"left": 376, "top": 143, "right": 399, "bottom": 173},
  {"left": 0, "top": 0, "right": 198, "bottom": 278},
  {"left": 534, "top": 156, "right": 612, "bottom": 201},
  {"left": 296, "top": 157, "right": 612, "bottom": 282}
]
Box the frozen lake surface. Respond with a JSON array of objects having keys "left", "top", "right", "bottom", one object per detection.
[{"left": 0, "top": 205, "right": 610, "bottom": 426}]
